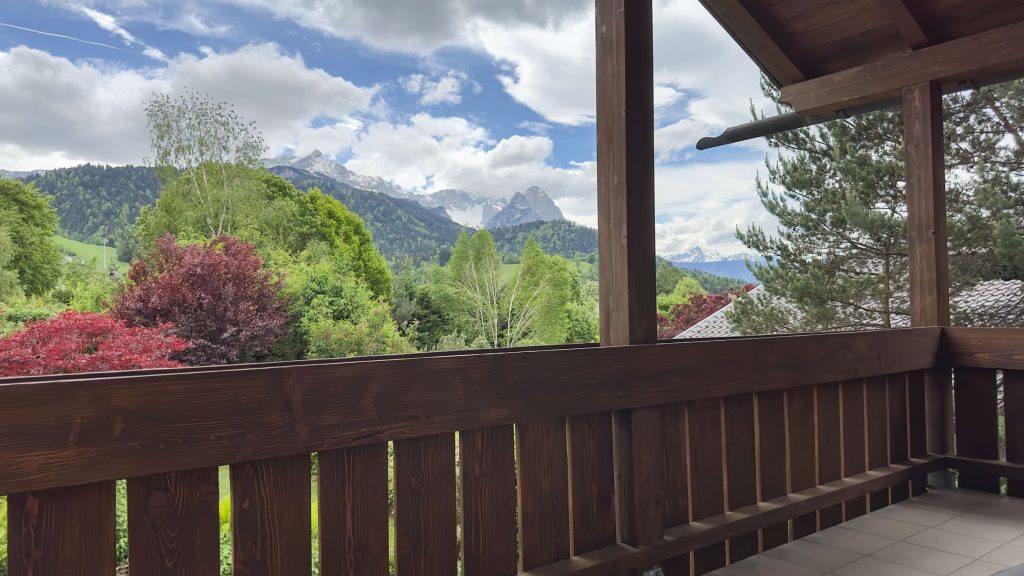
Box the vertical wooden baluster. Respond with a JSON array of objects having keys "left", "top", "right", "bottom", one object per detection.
[
  {"left": 516, "top": 418, "right": 570, "bottom": 571},
  {"left": 567, "top": 413, "right": 616, "bottom": 556},
  {"left": 1005, "top": 371, "right": 1024, "bottom": 498},
  {"left": 461, "top": 426, "right": 518, "bottom": 576},
  {"left": 319, "top": 444, "right": 389, "bottom": 576},
  {"left": 816, "top": 383, "right": 843, "bottom": 529},
  {"left": 866, "top": 376, "right": 890, "bottom": 511},
  {"left": 231, "top": 455, "right": 312, "bottom": 576},
  {"left": 661, "top": 403, "right": 691, "bottom": 576},
  {"left": 688, "top": 399, "right": 725, "bottom": 575},
  {"left": 954, "top": 368, "right": 1000, "bottom": 493},
  {"left": 888, "top": 374, "right": 911, "bottom": 503},
  {"left": 907, "top": 370, "right": 929, "bottom": 496},
  {"left": 724, "top": 394, "right": 758, "bottom": 563},
  {"left": 758, "top": 390, "right": 788, "bottom": 550},
  {"left": 788, "top": 386, "right": 817, "bottom": 538},
  {"left": 395, "top": 433, "right": 458, "bottom": 575},
  {"left": 842, "top": 380, "right": 868, "bottom": 519},
  {"left": 128, "top": 468, "right": 219, "bottom": 576},
  {"left": 8, "top": 480, "right": 116, "bottom": 576}
]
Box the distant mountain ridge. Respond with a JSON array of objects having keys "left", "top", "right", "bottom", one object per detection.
[
  {"left": 268, "top": 150, "right": 563, "bottom": 229},
  {"left": 664, "top": 246, "right": 761, "bottom": 283}
]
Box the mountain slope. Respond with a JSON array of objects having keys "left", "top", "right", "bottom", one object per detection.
[
  {"left": 489, "top": 220, "right": 597, "bottom": 260},
  {"left": 485, "top": 186, "right": 564, "bottom": 229},
  {"left": 270, "top": 166, "right": 468, "bottom": 264},
  {"left": 413, "top": 189, "right": 506, "bottom": 228}
]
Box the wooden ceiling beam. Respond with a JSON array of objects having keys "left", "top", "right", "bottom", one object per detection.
[
  {"left": 699, "top": 0, "right": 807, "bottom": 86},
  {"left": 877, "top": 0, "right": 935, "bottom": 49},
  {"left": 780, "top": 20, "right": 1024, "bottom": 115}
]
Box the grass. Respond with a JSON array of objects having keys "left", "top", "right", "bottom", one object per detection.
[{"left": 52, "top": 235, "right": 129, "bottom": 272}]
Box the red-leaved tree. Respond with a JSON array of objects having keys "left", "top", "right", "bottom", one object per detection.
[
  {"left": 0, "top": 311, "right": 188, "bottom": 377},
  {"left": 113, "top": 233, "right": 288, "bottom": 366},
  {"left": 657, "top": 284, "right": 756, "bottom": 339}
]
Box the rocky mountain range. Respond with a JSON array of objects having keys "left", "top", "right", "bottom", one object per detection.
[
  {"left": 665, "top": 247, "right": 760, "bottom": 283},
  {"left": 268, "top": 150, "right": 563, "bottom": 229}
]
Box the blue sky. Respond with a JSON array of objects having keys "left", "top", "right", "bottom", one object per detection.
[{"left": 0, "top": 0, "right": 777, "bottom": 255}]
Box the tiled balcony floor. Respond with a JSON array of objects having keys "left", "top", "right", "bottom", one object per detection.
[{"left": 709, "top": 488, "right": 1024, "bottom": 576}]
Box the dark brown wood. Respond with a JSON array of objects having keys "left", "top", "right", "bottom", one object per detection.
[
  {"left": 888, "top": 374, "right": 910, "bottom": 503},
  {"left": 905, "top": 80, "right": 950, "bottom": 328},
  {"left": 724, "top": 394, "right": 758, "bottom": 563},
  {"left": 318, "top": 444, "right": 389, "bottom": 576},
  {"left": 1005, "top": 371, "right": 1024, "bottom": 497},
  {"left": 521, "top": 457, "right": 945, "bottom": 576},
  {"left": 517, "top": 418, "right": 571, "bottom": 570},
  {"left": 660, "top": 403, "right": 691, "bottom": 575},
  {"left": 0, "top": 328, "right": 942, "bottom": 497},
  {"left": 842, "top": 380, "right": 868, "bottom": 519},
  {"left": 688, "top": 399, "right": 725, "bottom": 574},
  {"left": 945, "top": 327, "right": 1024, "bottom": 370},
  {"left": 953, "top": 368, "right": 1000, "bottom": 493},
  {"left": 907, "top": 370, "right": 929, "bottom": 496},
  {"left": 866, "top": 376, "right": 890, "bottom": 511},
  {"left": 877, "top": 0, "right": 934, "bottom": 48},
  {"left": 567, "top": 414, "right": 615, "bottom": 555},
  {"left": 757, "top": 390, "right": 789, "bottom": 550},
  {"left": 231, "top": 455, "right": 311, "bottom": 576},
  {"left": 781, "top": 21, "right": 1024, "bottom": 114},
  {"left": 461, "top": 426, "right": 518, "bottom": 575},
  {"left": 596, "top": 0, "right": 656, "bottom": 347},
  {"left": 698, "top": 0, "right": 807, "bottom": 85},
  {"left": 7, "top": 481, "right": 116, "bottom": 576},
  {"left": 617, "top": 406, "right": 666, "bottom": 547},
  {"left": 128, "top": 468, "right": 219, "bottom": 576},
  {"left": 816, "top": 382, "right": 843, "bottom": 529},
  {"left": 945, "top": 455, "right": 1024, "bottom": 482},
  {"left": 395, "top": 433, "right": 457, "bottom": 576},
  {"left": 787, "top": 386, "right": 817, "bottom": 538}
]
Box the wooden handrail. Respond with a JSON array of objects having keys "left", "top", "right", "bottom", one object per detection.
[
  {"left": 0, "top": 328, "right": 939, "bottom": 495},
  {"left": 943, "top": 327, "right": 1024, "bottom": 369}
]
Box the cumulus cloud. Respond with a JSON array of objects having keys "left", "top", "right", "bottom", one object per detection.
[
  {"left": 400, "top": 71, "right": 478, "bottom": 107},
  {"left": 0, "top": 43, "right": 376, "bottom": 168}
]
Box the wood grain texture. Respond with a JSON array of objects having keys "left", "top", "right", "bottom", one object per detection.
[
  {"left": 617, "top": 406, "right": 666, "bottom": 547},
  {"left": 318, "top": 444, "right": 389, "bottom": 576},
  {"left": 688, "top": 399, "right": 725, "bottom": 575},
  {"left": 128, "top": 468, "right": 219, "bottom": 576},
  {"left": 231, "top": 455, "right": 311, "bottom": 576},
  {"left": 595, "top": 0, "right": 657, "bottom": 347},
  {"left": 461, "top": 426, "right": 518, "bottom": 576},
  {"left": 904, "top": 80, "right": 950, "bottom": 328},
  {"left": 816, "top": 383, "right": 843, "bottom": 529},
  {"left": 758, "top": 390, "right": 789, "bottom": 550},
  {"left": 877, "top": 0, "right": 934, "bottom": 47},
  {"left": 698, "top": 0, "right": 807, "bottom": 84},
  {"left": 7, "top": 481, "right": 116, "bottom": 576},
  {"left": 1005, "top": 371, "right": 1024, "bottom": 498},
  {"left": 567, "top": 413, "right": 615, "bottom": 555},
  {"left": 660, "top": 403, "right": 690, "bottom": 575},
  {"left": 781, "top": 21, "right": 1024, "bottom": 114},
  {"left": 866, "top": 377, "right": 890, "bottom": 511},
  {"left": 517, "top": 418, "right": 570, "bottom": 571},
  {"left": 953, "top": 368, "right": 1000, "bottom": 493},
  {"left": 842, "top": 380, "right": 868, "bottom": 519},
  {"left": 395, "top": 433, "right": 457, "bottom": 576},
  {"left": 888, "top": 374, "right": 910, "bottom": 503},
  {"left": 945, "top": 327, "right": 1024, "bottom": 370},
  {"left": 0, "top": 328, "right": 941, "bottom": 496},
  {"left": 907, "top": 370, "right": 929, "bottom": 496},
  {"left": 788, "top": 386, "right": 817, "bottom": 538},
  {"left": 724, "top": 394, "right": 758, "bottom": 563}
]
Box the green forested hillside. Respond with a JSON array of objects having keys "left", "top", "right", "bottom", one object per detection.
[
  {"left": 271, "top": 166, "right": 468, "bottom": 264},
  {"left": 25, "top": 165, "right": 158, "bottom": 244},
  {"left": 489, "top": 220, "right": 598, "bottom": 260}
]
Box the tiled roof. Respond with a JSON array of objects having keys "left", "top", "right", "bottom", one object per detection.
[{"left": 675, "top": 280, "right": 1024, "bottom": 339}]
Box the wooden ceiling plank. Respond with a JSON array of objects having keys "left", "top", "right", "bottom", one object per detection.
[
  {"left": 780, "top": 20, "right": 1024, "bottom": 115},
  {"left": 876, "top": 0, "right": 935, "bottom": 48},
  {"left": 699, "top": 0, "right": 807, "bottom": 85}
]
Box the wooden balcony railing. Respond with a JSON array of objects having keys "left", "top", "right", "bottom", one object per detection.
[{"left": 1, "top": 327, "right": 1022, "bottom": 575}]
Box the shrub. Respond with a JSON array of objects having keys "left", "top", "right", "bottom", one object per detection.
[
  {"left": 0, "top": 311, "right": 188, "bottom": 377},
  {"left": 1, "top": 496, "right": 7, "bottom": 576},
  {"left": 113, "top": 234, "right": 288, "bottom": 366}
]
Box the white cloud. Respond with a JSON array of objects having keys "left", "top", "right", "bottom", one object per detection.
[
  {"left": 0, "top": 44, "right": 376, "bottom": 167},
  {"left": 77, "top": 6, "right": 168, "bottom": 61},
  {"left": 400, "top": 71, "right": 477, "bottom": 107}
]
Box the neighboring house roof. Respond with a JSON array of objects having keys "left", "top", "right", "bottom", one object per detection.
[{"left": 675, "top": 280, "right": 1024, "bottom": 339}]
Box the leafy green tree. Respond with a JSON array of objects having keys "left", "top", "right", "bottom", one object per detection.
[
  {"left": 0, "top": 178, "right": 61, "bottom": 296},
  {"left": 0, "top": 225, "right": 21, "bottom": 299},
  {"left": 50, "top": 257, "right": 118, "bottom": 313},
  {"left": 657, "top": 277, "right": 706, "bottom": 315}
]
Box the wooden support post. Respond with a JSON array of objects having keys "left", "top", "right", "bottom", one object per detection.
[
  {"left": 904, "top": 81, "right": 953, "bottom": 490},
  {"left": 595, "top": 0, "right": 662, "bottom": 554}
]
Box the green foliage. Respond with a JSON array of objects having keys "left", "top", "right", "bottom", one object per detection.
[
  {"left": 656, "top": 256, "right": 744, "bottom": 294},
  {"left": 489, "top": 220, "right": 598, "bottom": 260},
  {"left": 656, "top": 277, "right": 706, "bottom": 315},
  {"left": 52, "top": 234, "right": 128, "bottom": 272},
  {"left": 116, "top": 480, "right": 128, "bottom": 566},
  {"left": 0, "top": 178, "right": 61, "bottom": 296},
  {"left": 52, "top": 256, "right": 118, "bottom": 312},
  {"left": 1, "top": 496, "right": 7, "bottom": 576},
  {"left": 0, "top": 226, "right": 20, "bottom": 300},
  {"left": 0, "top": 297, "right": 61, "bottom": 337},
  {"left": 23, "top": 164, "right": 158, "bottom": 244}
]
